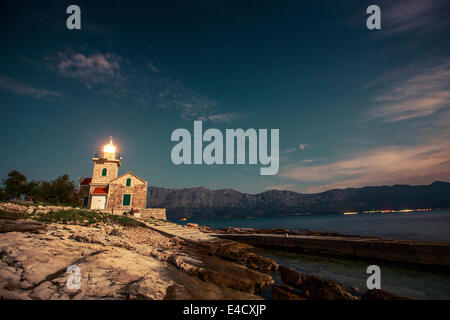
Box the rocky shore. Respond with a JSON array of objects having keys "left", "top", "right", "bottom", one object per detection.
[{"left": 0, "top": 202, "right": 408, "bottom": 300}]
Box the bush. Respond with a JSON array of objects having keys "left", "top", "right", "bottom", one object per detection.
[
  {"left": 33, "top": 209, "right": 107, "bottom": 225},
  {"left": 107, "top": 215, "right": 148, "bottom": 228},
  {"left": 31, "top": 209, "right": 147, "bottom": 228}
]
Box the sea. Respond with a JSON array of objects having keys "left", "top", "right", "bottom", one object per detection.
[{"left": 176, "top": 210, "right": 450, "bottom": 299}]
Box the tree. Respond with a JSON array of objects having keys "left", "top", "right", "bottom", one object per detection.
[
  {"left": 52, "top": 174, "right": 77, "bottom": 205},
  {"left": 0, "top": 187, "right": 5, "bottom": 202},
  {"left": 3, "top": 170, "right": 27, "bottom": 200},
  {"left": 25, "top": 180, "right": 41, "bottom": 203},
  {"left": 1, "top": 171, "right": 81, "bottom": 206},
  {"left": 39, "top": 174, "right": 80, "bottom": 206}
]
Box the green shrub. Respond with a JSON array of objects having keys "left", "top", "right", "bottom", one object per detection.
[
  {"left": 107, "top": 215, "right": 148, "bottom": 228},
  {"left": 33, "top": 209, "right": 107, "bottom": 225}
]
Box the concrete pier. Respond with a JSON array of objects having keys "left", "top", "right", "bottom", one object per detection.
[{"left": 215, "top": 233, "right": 450, "bottom": 268}]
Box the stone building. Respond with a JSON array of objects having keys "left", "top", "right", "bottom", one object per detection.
[{"left": 79, "top": 137, "right": 165, "bottom": 219}]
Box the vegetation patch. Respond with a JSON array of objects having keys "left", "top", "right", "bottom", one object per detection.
[
  {"left": 30, "top": 209, "right": 146, "bottom": 228},
  {"left": 33, "top": 209, "right": 107, "bottom": 225},
  {"left": 107, "top": 215, "right": 148, "bottom": 228}
]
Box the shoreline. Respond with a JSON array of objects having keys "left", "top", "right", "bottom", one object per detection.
[
  {"left": 194, "top": 226, "right": 450, "bottom": 270},
  {"left": 0, "top": 203, "right": 440, "bottom": 300}
]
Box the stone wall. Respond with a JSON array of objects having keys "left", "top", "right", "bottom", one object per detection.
[
  {"left": 0, "top": 202, "right": 82, "bottom": 215},
  {"left": 135, "top": 208, "right": 166, "bottom": 220},
  {"left": 90, "top": 160, "right": 120, "bottom": 185},
  {"left": 0, "top": 202, "right": 166, "bottom": 220},
  {"left": 101, "top": 208, "right": 166, "bottom": 220},
  {"left": 107, "top": 174, "right": 147, "bottom": 211}
]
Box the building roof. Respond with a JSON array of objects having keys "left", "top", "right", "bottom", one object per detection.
[
  {"left": 110, "top": 171, "right": 147, "bottom": 184},
  {"left": 92, "top": 187, "right": 108, "bottom": 195},
  {"left": 80, "top": 177, "right": 92, "bottom": 186}
]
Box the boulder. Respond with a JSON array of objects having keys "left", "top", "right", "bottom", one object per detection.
[
  {"left": 279, "top": 266, "right": 357, "bottom": 300},
  {"left": 0, "top": 219, "right": 47, "bottom": 233},
  {"left": 272, "top": 285, "right": 306, "bottom": 300},
  {"left": 201, "top": 242, "right": 278, "bottom": 272}
]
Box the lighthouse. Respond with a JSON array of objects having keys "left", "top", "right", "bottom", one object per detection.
[
  {"left": 90, "top": 137, "right": 122, "bottom": 188},
  {"left": 79, "top": 137, "right": 149, "bottom": 213}
]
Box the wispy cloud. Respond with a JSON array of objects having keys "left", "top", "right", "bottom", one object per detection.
[
  {"left": 146, "top": 61, "right": 160, "bottom": 73},
  {"left": 150, "top": 80, "right": 242, "bottom": 121},
  {"left": 172, "top": 95, "right": 219, "bottom": 120},
  {"left": 0, "top": 75, "right": 62, "bottom": 100},
  {"left": 379, "top": 0, "right": 450, "bottom": 37},
  {"left": 281, "top": 143, "right": 310, "bottom": 154},
  {"left": 281, "top": 141, "right": 450, "bottom": 193},
  {"left": 369, "top": 59, "right": 450, "bottom": 122},
  {"left": 280, "top": 147, "right": 296, "bottom": 154},
  {"left": 42, "top": 49, "right": 241, "bottom": 121},
  {"left": 299, "top": 143, "right": 310, "bottom": 151},
  {"left": 45, "top": 50, "right": 125, "bottom": 89},
  {"left": 201, "top": 112, "right": 246, "bottom": 123}
]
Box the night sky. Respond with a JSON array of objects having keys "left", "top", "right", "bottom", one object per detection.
[{"left": 0, "top": 0, "right": 449, "bottom": 194}]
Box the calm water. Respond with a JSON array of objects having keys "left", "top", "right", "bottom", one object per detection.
[
  {"left": 179, "top": 210, "right": 450, "bottom": 242},
  {"left": 177, "top": 210, "right": 450, "bottom": 299},
  {"left": 255, "top": 248, "right": 450, "bottom": 300}
]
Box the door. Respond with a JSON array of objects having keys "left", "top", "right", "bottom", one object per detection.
[
  {"left": 83, "top": 197, "right": 89, "bottom": 208},
  {"left": 122, "top": 194, "right": 131, "bottom": 206},
  {"left": 90, "top": 195, "right": 107, "bottom": 209}
]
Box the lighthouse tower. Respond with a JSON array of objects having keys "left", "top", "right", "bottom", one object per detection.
[
  {"left": 79, "top": 137, "right": 150, "bottom": 213},
  {"left": 86, "top": 137, "right": 122, "bottom": 209},
  {"left": 91, "top": 137, "right": 121, "bottom": 186}
]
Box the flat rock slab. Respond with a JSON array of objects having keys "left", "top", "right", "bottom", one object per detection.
[
  {"left": 142, "top": 220, "right": 218, "bottom": 242},
  {"left": 0, "top": 219, "right": 47, "bottom": 233},
  {"left": 0, "top": 220, "right": 260, "bottom": 300}
]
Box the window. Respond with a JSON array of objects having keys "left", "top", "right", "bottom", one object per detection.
[
  {"left": 126, "top": 178, "right": 131, "bottom": 186},
  {"left": 102, "top": 168, "right": 107, "bottom": 176},
  {"left": 122, "top": 194, "right": 131, "bottom": 206}
]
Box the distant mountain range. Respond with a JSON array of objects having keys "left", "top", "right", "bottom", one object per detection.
[{"left": 146, "top": 181, "right": 450, "bottom": 220}]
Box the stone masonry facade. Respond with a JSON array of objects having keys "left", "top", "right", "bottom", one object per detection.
[
  {"left": 90, "top": 161, "right": 120, "bottom": 185},
  {"left": 107, "top": 173, "right": 147, "bottom": 212}
]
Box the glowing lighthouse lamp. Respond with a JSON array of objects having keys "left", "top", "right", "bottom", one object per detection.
[
  {"left": 103, "top": 137, "right": 116, "bottom": 154},
  {"left": 101, "top": 136, "right": 120, "bottom": 161}
]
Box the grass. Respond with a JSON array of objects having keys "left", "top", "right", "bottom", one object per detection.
[
  {"left": 33, "top": 209, "right": 107, "bottom": 225},
  {"left": 107, "top": 215, "right": 148, "bottom": 228},
  {"left": 1, "top": 204, "right": 148, "bottom": 228}
]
